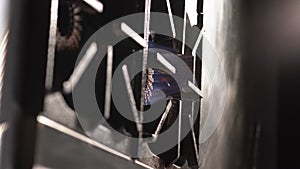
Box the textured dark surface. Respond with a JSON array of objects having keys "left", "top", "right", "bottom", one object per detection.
[{"left": 34, "top": 123, "right": 147, "bottom": 169}]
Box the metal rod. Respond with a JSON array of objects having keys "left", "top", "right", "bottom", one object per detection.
[
  {"left": 188, "top": 114, "right": 200, "bottom": 166},
  {"left": 134, "top": 160, "right": 154, "bottom": 169},
  {"left": 63, "top": 42, "right": 97, "bottom": 94},
  {"left": 121, "top": 23, "right": 147, "bottom": 47},
  {"left": 83, "top": 0, "right": 103, "bottom": 13},
  {"left": 104, "top": 45, "right": 113, "bottom": 119},
  {"left": 157, "top": 53, "right": 176, "bottom": 74},
  {"left": 0, "top": 31, "right": 8, "bottom": 111},
  {"left": 122, "top": 65, "right": 142, "bottom": 133},
  {"left": 181, "top": 6, "right": 187, "bottom": 54},
  {"left": 188, "top": 81, "right": 203, "bottom": 97},
  {"left": 36, "top": 115, "right": 132, "bottom": 161},
  {"left": 166, "top": 0, "right": 176, "bottom": 38},
  {"left": 140, "top": 0, "right": 152, "bottom": 114},
  {"left": 177, "top": 100, "right": 182, "bottom": 156},
  {"left": 45, "top": 0, "right": 59, "bottom": 90},
  {"left": 192, "top": 28, "right": 204, "bottom": 57},
  {"left": 154, "top": 100, "right": 173, "bottom": 135},
  {"left": 192, "top": 29, "right": 204, "bottom": 84}
]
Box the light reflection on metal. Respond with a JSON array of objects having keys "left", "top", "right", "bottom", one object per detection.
[
  {"left": 140, "top": 0, "right": 152, "bottom": 114},
  {"left": 191, "top": 100, "right": 195, "bottom": 129},
  {"left": 154, "top": 100, "right": 173, "bottom": 136},
  {"left": 121, "top": 23, "right": 147, "bottom": 47},
  {"left": 0, "top": 31, "right": 8, "bottom": 112},
  {"left": 188, "top": 81, "right": 203, "bottom": 97},
  {"left": 83, "top": 0, "right": 103, "bottom": 13},
  {"left": 0, "top": 122, "right": 8, "bottom": 164},
  {"left": 0, "top": 122, "right": 8, "bottom": 152},
  {"left": 185, "top": 0, "right": 198, "bottom": 26},
  {"left": 192, "top": 29, "right": 204, "bottom": 83},
  {"left": 32, "top": 165, "right": 52, "bottom": 169},
  {"left": 192, "top": 29, "right": 204, "bottom": 57},
  {"left": 188, "top": 114, "right": 200, "bottom": 166},
  {"left": 122, "top": 65, "right": 142, "bottom": 133},
  {"left": 166, "top": 0, "right": 176, "bottom": 38},
  {"left": 104, "top": 45, "right": 113, "bottom": 119},
  {"left": 177, "top": 100, "right": 182, "bottom": 157},
  {"left": 36, "top": 115, "right": 132, "bottom": 161},
  {"left": 157, "top": 53, "right": 176, "bottom": 74},
  {"left": 134, "top": 160, "right": 154, "bottom": 169},
  {"left": 181, "top": 8, "right": 187, "bottom": 54},
  {"left": 63, "top": 43, "right": 97, "bottom": 94},
  {"left": 45, "top": 0, "right": 58, "bottom": 90}
]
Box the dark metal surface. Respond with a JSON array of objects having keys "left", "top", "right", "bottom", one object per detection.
[
  {"left": 34, "top": 121, "right": 150, "bottom": 169},
  {"left": 1, "top": 0, "right": 50, "bottom": 168}
]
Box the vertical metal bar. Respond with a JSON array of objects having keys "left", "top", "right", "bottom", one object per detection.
[
  {"left": 188, "top": 114, "right": 200, "bottom": 165},
  {"left": 192, "top": 29, "right": 204, "bottom": 83},
  {"left": 166, "top": 0, "right": 176, "bottom": 38},
  {"left": 140, "top": 0, "right": 152, "bottom": 114},
  {"left": 122, "top": 65, "right": 142, "bottom": 133},
  {"left": 45, "top": 0, "right": 59, "bottom": 90},
  {"left": 177, "top": 100, "right": 182, "bottom": 156},
  {"left": 1, "top": 0, "right": 51, "bottom": 167},
  {"left": 0, "top": 31, "right": 8, "bottom": 112},
  {"left": 104, "top": 45, "right": 113, "bottom": 119},
  {"left": 181, "top": 3, "right": 187, "bottom": 54}
]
